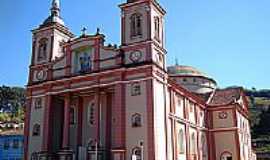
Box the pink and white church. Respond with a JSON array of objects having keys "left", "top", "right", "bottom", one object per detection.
[{"left": 24, "top": 0, "right": 256, "bottom": 160}]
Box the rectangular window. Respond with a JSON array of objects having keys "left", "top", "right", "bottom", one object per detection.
[
  {"left": 88, "top": 103, "right": 95, "bottom": 125},
  {"left": 35, "top": 98, "right": 42, "bottom": 109},
  {"left": 131, "top": 83, "right": 141, "bottom": 96},
  {"left": 70, "top": 107, "right": 76, "bottom": 125}
]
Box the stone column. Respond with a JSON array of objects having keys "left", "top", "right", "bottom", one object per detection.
[
  {"left": 111, "top": 83, "right": 126, "bottom": 160},
  {"left": 23, "top": 96, "right": 32, "bottom": 160},
  {"left": 94, "top": 89, "right": 100, "bottom": 144},
  {"left": 42, "top": 95, "right": 52, "bottom": 151},
  {"left": 58, "top": 93, "right": 74, "bottom": 160},
  {"left": 62, "top": 93, "right": 71, "bottom": 148},
  {"left": 40, "top": 95, "right": 53, "bottom": 159}
]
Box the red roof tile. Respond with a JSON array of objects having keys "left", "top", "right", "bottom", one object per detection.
[{"left": 208, "top": 87, "right": 242, "bottom": 106}]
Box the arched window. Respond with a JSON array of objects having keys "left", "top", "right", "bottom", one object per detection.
[
  {"left": 38, "top": 38, "right": 48, "bottom": 61},
  {"left": 32, "top": 124, "right": 40, "bottom": 136},
  {"left": 220, "top": 152, "right": 232, "bottom": 160},
  {"left": 201, "top": 135, "right": 207, "bottom": 159},
  {"left": 190, "top": 133, "right": 196, "bottom": 154},
  {"left": 132, "top": 147, "right": 142, "bottom": 160},
  {"left": 132, "top": 113, "right": 142, "bottom": 127},
  {"left": 178, "top": 129, "right": 185, "bottom": 154},
  {"left": 130, "top": 13, "right": 142, "bottom": 37},
  {"left": 154, "top": 16, "right": 160, "bottom": 40}
]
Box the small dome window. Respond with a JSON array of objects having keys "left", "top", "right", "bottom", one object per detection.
[
  {"left": 32, "top": 124, "right": 41, "bottom": 136},
  {"left": 132, "top": 113, "right": 142, "bottom": 127}
]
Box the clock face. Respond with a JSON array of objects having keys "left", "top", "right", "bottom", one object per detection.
[
  {"left": 36, "top": 70, "right": 46, "bottom": 81},
  {"left": 130, "top": 51, "right": 142, "bottom": 62}
]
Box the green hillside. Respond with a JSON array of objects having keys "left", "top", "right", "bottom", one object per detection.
[
  {"left": 0, "top": 86, "right": 25, "bottom": 123},
  {"left": 245, "top": 88, "right": 270, "bottom": 152}
]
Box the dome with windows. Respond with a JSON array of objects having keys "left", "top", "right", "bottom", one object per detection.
[
  {"left": 167, "top": 65, "right": 209, "bottom": 77},
  {"left": 167, "top": 65, "right": 217, "bottom": 94}
]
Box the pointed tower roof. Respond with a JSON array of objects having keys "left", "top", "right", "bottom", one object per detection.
[{"left": 42, "top": 0, "right": 64, "bottom": 26}]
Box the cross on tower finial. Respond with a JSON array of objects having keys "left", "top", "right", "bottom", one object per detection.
[
  {"left": 81, "top": 27, "right": 87, "bottom": 36},
  {"left": 51, "top": 0, "right": 60, "bottom": 17}
]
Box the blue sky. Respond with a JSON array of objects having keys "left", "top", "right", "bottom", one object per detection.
[{"left": 0, "top": 0, "right": 269, "bottom": 89}]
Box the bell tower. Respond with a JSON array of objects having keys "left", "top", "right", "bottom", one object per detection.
[
  {"left": 29, "top": 0, "right": 73, "bottom": 84},
  {"left": 119, "top": 0, "right": 166, "bottom": 69}
]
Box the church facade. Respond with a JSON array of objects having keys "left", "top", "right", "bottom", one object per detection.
[{"left": 24, "top": 0, "right": 256, "bottom": 160}]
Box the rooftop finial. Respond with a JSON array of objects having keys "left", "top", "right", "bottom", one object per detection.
[
  {"left": 96, "top": 28, "right": 100, "bottom": 35},
  {"left": 175, "top": 58, "right": 179, "bottom": 66},
  {"left": 51, "top": 0, "right": 60, "bottom": 17},
  {"left": 81, "top": 27, "right": 87, "bottom": 36}
]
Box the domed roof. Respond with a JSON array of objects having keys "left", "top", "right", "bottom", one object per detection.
[{"left": 167, "top": 65, "right": 208, "bottom": 77}]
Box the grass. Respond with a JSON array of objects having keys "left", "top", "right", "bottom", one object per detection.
[{"left": 254, "top": 97, "right": 270, "bottom": 107}]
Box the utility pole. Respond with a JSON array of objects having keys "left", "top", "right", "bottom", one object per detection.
[
  {"left": 140, "top": 141, "right": 144, "bottom": 160},
  {"left": 95, "top": 140, "right": 98, "bottom": 160}
]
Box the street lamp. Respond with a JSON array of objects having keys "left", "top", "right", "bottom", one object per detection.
[
  {"left": 131, "top": 140, "right": 144, "bottom": 160},
  {"left": 139, "top": 141, "right": 144, "bottom": 160},
  {"left": 95, "top": 139, "right": 98, "bottom": 160}
]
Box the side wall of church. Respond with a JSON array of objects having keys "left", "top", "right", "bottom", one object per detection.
[
  {"left": 214, "top": 131, "right": 238, "bottom": 160},
  {"left": 237, "top": 110, "right": 252, "bottom": 160},
  {"left": 125, "top": 80, "right": 149, "bottom": 160},
  {"left": 212, "top": 109, "right": 235, "bottom": 129},
  {"left": 27, "top": 97, "right": 46, "bottom": 159},
  {"left": 99, "top": 48, "right": 118, "bottom": 69},
  {"left": 153, "top": 79, "right": 167, "bottom": 160},
  {"left": 210, "top": 107, "right": 238, "bottom": 160}
]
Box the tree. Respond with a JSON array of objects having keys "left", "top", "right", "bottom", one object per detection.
[
  {"left": 253, "top": 107, "right": 270, "bottom": 138},
  {"left": 0, "top": 86, "right": 26, "bottom": 122}
]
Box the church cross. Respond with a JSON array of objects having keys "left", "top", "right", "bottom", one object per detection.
[{"left": 81, "top": 27, "right": 87, "bottom": 36}]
